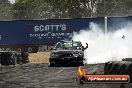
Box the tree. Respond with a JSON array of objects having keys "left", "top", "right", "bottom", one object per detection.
[
  {"left": 12, "top": 0, "right": 38, "bottom": 19},
  {"left": 0, "top": 0, "right": 10, "bottom": 4},
  {"left": 12, "top": 0, "right": 132, "bottom": 19},
  {"left": 44, "top": 0, "right": 97, "bottom": 18},
  {"left": 0, "top": 0, "right": 12, "bottom": 20},
  {"left": 12, "top": 0, "right": 96, "bottom": 19},
  {"left": 96, "top": 0, "right": 132, "bottom": 16}
]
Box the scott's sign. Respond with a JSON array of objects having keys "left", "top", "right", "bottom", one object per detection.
[{"left": 34, "top": 24, "right": 67, "bottom": 32}]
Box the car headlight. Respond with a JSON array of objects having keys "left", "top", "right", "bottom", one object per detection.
[
  {"left": 73, "top": 51, "right": 79, "bottom": 57},
  {"left": 73, "top": 51, "right": 83, "bottom": 57}
]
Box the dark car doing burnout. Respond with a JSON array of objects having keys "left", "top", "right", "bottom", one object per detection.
[{"left": 49, "top": 40, "right": 88, "bottom": 66}]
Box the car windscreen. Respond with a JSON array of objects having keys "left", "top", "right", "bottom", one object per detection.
[{"left": 62, "top": 42, "right": 81, "bottom": 49}]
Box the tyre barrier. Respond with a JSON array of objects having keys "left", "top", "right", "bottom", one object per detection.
[
  {"left": 104, "top": 62, "right": 113, "bottom": 74},
  {"left": 21, "top": 52, "right": 29, "bottom": 57},
  {"left": 0, "top": 51, "right": 29, "bottom": 66},
  {"left": 16, "top": 53, "right": 22, "bottom": 64},
  {"left": 104, "top": 62, "right": 109, "bottom": 72},
  {"left": 27, "top": 47, "right": 32, "bottom": 53},
  {"left": 21, "top": 52, "right": 29, "bottom": 64},
  {"left": 122, "top": 58, "right": 132, "bottom": 62},
  {"left": 104, "top": 61, "right": 132, "bottom": 82},
  {"left": 17, "top": 48, "right": 22, "bottom": 53},
  {"left": 111, "top": 63, "right": 120, "bottom": 74},
  {"left": 0, "top": 52, "right": 16, "bottom": 66}
]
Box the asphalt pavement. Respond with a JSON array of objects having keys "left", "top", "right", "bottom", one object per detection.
[{"left": 0, "top": 63, "right": 131, "bottom": 88}]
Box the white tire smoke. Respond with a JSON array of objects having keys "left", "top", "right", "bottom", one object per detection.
[{"left": 72, "top": 22, "right": 132, "bottom": 64}]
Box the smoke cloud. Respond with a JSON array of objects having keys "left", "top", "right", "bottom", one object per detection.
[{"left": 72, "top": 22, "right": 132, "bottom": 64}]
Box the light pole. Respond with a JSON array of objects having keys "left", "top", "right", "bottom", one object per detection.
[{"left": 105, "top": 17, "right": 108, "bottom": 34}]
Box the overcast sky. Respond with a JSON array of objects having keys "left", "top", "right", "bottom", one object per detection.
[{"left": 8, "top": 0, "right": 15, "bottom": 4}]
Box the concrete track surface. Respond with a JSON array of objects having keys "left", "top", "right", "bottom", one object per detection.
[{"left": 0, "top": 63, "right": 131, "bottom": 88}]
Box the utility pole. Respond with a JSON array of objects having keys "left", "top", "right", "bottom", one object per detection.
[{"left": 105, "top": 17, "right": 107, "bottom": 34}]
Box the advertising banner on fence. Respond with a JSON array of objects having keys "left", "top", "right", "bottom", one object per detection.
[
  {"left": 0, "top": 18, "right": 104, "bottom": 45},
  {"left": 107, "top": 16, "right": 132, "bottom": 32}
]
